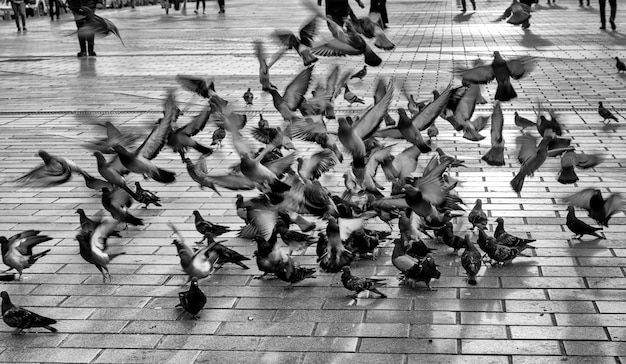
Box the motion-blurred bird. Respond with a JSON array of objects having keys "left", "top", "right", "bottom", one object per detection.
[
  {"left": 272, "top": 17, "right": 319, "bottom": 66},
  {"left": 350, "top": 65, "right": 367, "bottom": 80},
  {"left": 94, "top": 151, "right": 138, "bottom": 200},
  {"left": 14, "top": 150, "right": 84, "bottom": 188},
  {"left": 274, "top": 256, "right": 317, "bottom": 289},
  {"left": 564, "top": 188, "right": 625, "bottom": 227},
  {"left": 557, "top": 150, "right": 579, "bottom": 184},
  {"left": 112, "top": 145, "right": 176, "bottom": 184},
  {"left": 312, "top": 16, "right": 382, "bottom": 67},
  {"left": 598, "top": 102, "right": 619, "bottom": 124},
  {"left": 456, "top": 51, "right": 534, "bottom": 102},
  {"left": 183, "top": 156, "right": 223, "bottom": 196},
  {"left": 460, "top": 234, "right": 482, "bottom": 285},
  {"left": 341, "top": 266, "right": 386, "bottom": 299},
  {"left": 1, "top": 291, "right": 57, "bottom": 334},
  {"left": 616, "top": 57, "right": 626, "bottom": 73},
  {"left": 75, "top": 217, "right": 125, "bottom": 283},
  {"left": 176, "top": 277, "right": 206, "bottom": 319},
  {"left": 78, "top": 6, "right": 125, "bottom": 47},
  {"left": 243, "top": 88, "right": 254, "bottom": 105},
  {"left": 468, "top": 199, "right": 488, "bottom": 230},
  {"left": 566, "top": 206, "right": 603, "bottom": 240},
  {"left": 510, "top": 134, "right": 551, "bottom": 192},
  {"left": 481, "top": 101, "right": 505, "bottom": 166},
  {"left": 101, "top": 187, "right": 143, "bottom": 227},
  {"left": 170, "top": 224, "right": 219, "bottom": 283},
  {"left": 0, "top": 231, "right": 52, "bottom": 280}
]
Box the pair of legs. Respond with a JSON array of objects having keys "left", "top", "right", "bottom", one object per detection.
[
  {"left": 194, "top": 0, "right": 204, "bottom": 13},
  {"left": 48, "top": 0, "right": 59, "bottom": 19},
  {"left": 74, "top": 16, "right": 95, "bottom": 56},
  {"left": 599, "top": 0, "right": 617, "bottom": 30},
  {"left": 369, "top": 0, "right": 388, "bottom": 25},
  {"left": 460, "top": 0, "right": 475, "bottom": 12},
  {"left": 11, "top": 1, "right": 26, "bottom": 31},
  {"left": 217, "top": 0, "right": 224, "bottom": 13}
]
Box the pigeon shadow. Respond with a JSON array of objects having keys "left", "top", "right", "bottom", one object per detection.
[
  {"left": 601, "top": 121, "right": 622, "bottom": 131},
  {"left": 570, "top": 236, "right": 605, "bottom": 248},
  {"left": 518, "top": 29, "right": 553, "bottom": 47},
  {"left": 453, "top": 12, "right": 474, "bottom": 23}
]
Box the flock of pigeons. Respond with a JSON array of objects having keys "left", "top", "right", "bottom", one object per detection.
[{"left": 2, "top": 1, "right": 626, "bottom": 332}]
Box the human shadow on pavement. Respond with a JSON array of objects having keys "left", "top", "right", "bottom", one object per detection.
[
  {"left": 519, "top": 30, "right": 553, "bottom": 47},
  {"left": 453, "top": 13, "right": 473, "bottom": 23},
  {"left": 79, "top": 57, "right": 97, "bottom": 78}
]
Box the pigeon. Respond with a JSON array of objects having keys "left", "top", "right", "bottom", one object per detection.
[
  {"left": 616, "top": 57, "right": 626, "bottom": 73},
  {"left": 563, "top": 188, "right": 625, "bottom": 227},
  {"left": 93, "top": 151, "right": 138, "bottom": 201},
  {"left": 78, "top": 6, "right": 125, "bottom": 47},
  {"left": 134, "top": 182, "right": 161, "bottom": 208},
  {"left": 477, "top": 229, "right": 528, "bottom": 266},
  {"left": 460, "top": 234, "right": 482, "bottom": 285},
  {"left": 75, "top": 217, "right": 125, "bottom": 283},
  {"left": 276, "top": 220, "right": 315, "bottom": 253},
  {"left": 0, "top": 231, "right": 52, "bottom": 280},
  {"left": 350, "top": 65, "right": 367, "bottom": 80},
  {"left": 210, "top": 241, "right": 250, "bottom": 270},
  {"left": 211, "top": 127, "right": 226, "bottom": 148},
  {"left": 14, "top": 150, "right": 84, "bottom": 188},
  {"left": 456, "top": 51, "right": 534, "bottom": 102},
  {"left": 343, "top": 85, "right": 365, "bottom": 105},
  {"left": 348, "top": 12, "right": 395, "bottom": 50},
  {"left": 566, "top": 206, "right": 604, "bottom": 240},
  {"left": 435, "top": 222, "right": 465, "bottom": 255},
  {"left": 170, "top": 224, "right": 220, "bottom": 283},
  {"left": 183, "top": 157, "right": 223, "bottom": 196},
  {"left": 510, "top": 134, "right": 552, "bottom": 192},
  {"left": 274, "top": 256, "right": 317, "bottom": 289},
  {"left": 176, "top": 277, "right": 206, "bottom": 319},
  {"left": 243, "top": 88, "right": 254, "bottom": 105},
  {"left": 112, "top": 145, "right": 176, "bottom": 184},
  {"left": 252, "top": 232, "right": 284, "bottom": 279},
  {"left": 481, "top": 101, "right": 505, "bottom": 166},
  {"left": 80, "top": 171, "right": 113, "bottom": 191},
  {"left": 514, "top": 111, "right": 536, "bottom": 130},
  {"left": 341, "top": 266, "right": 387, "bottom": 299},
  {"left": 391, "top": 240, "right": 441, "bottom": 290},
  {"left": 557, "top": 150, "right": 579, "bottom": 185},
  {"left": 468, "top": 199, "right": 488, "bottom": 230},
  {"left": 312, "top": 16, "right": 382, "bottom": 67},
  {"left": 253, "top": 40, "right": 282, "bottom": 92},
  {"left": 494, "top": 217, "right": 536, "bottom": 249},
  {"left": 317, "top": 216, "right": 354, "bottom": 273},
  {"left": 192, "top": 210, "right": 230, "bottom": 244},
  {"left": 598, "top": 102, "right": 619, "bottom": 124},
  {"left": 1, "top": 291, "right": 57, "bottom": 334},
  {"left": 272, "top": 17, "right": 319, "bottom": 66},
  {"left": 267, "top": 66, "right": 313, "bottom": 122},
  {"left": 101, "top": 187, "right": 143, "bottom": 227},
  {"left": 427, "top": 123, "right": 439, "bottom": 142}
]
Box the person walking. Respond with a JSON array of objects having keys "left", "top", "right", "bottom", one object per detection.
[
  {"left": 9, "top": 0, "right": 26, "bottom": 32},
  {"left": 194, "top": 0, "right": 204, "bottom": 14},
  {"left": 217, "top": 0, "right": 224, "bottom": 13},
  {"left": 369, "top": 0, "right": 388, "bottom": 27},
  {"left": 460, "top": 0, "right": 475, "bottom": 13},
  {"left": 70, "top": 0, "right": 98, "bottom": 57},
  {"left": 48, "top": 0, "right": 59, "bottom": 20},
  {"left": 599, "top": 0, "right": 616, "bottom": 30}
]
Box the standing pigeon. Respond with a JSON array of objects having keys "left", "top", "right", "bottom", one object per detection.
[
  {"left": 460, "top": 234, "right": 482, "bottom": 285},
  {"left": 616, "top": 57, "right": 626, "bottom": 73},
  {"left": 134, "top": 182, "right": 162, "bottom": 208},
  {"left": 598, "top": 102, "right": 619, "bottom": 124},
  {"left": 1, "top": 291, "right": 57, "bottom": 334},
  {"left": 176, "top": 277, "right": 207, "bottom": 319},
  {"left": 566, "top": 206, "right": 604, "bottom": 240},
  {"left": 192, "top": 210, "right": 230, "bottom": 244},
  {"left": 343, "top": 85, "right": 365, "bottom": 105},
  {"left": 494, "top": 217, "right": 536, "bottom": 250},
  {"left": 211, "top": 127, "right": 226, "bottom": 148},
  {"left": 477, "top": 229, "right": 528, "bottom": 266},
  {"left": 468, "top": 199, "right": 488, "bottom": 230},
  {"left": 341, "top": 266, "right": 387, "bottom": 300},
  {"left": 350, "top": 65, "right": 367, "bottom": 80},
  {"left": 274, "top": 256, "right": 317, "bottom": 289},
  {"left": 0, "top": 231, "right": 52, "bottom": 280},
  {"left": 75, "top": 217, "right": 125, "bottom": 283},
  {"left": 514, "top": 111, "right": 536, "bottom": 130},
  {"left": 243, "top": 88, "right": 254, "bottom": 105}
]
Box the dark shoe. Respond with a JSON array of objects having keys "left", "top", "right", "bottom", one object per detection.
[
  {"left": 22, "top": 28, "right": 27, "bottom": 31},
  {"left": 600, "top": 25, "right": 606, "bottom": 30},
  {"left": 89, "top": 52, "right": 97, "bottom": 57},
  {"left": 610, "top": 20, "right": 616, "bottom": 30},
  {"left": 17, "top": 28, "right": 21, "bottom": 32},
  {"left": 194, "top": 9, "right": 197, "bottom": 13},
  {"left": 77, "top": 52, "right": 87, "bottom": 57}
]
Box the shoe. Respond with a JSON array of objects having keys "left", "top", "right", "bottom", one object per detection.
[
  {"left": 194, "top": 9, "right": 197, "bottom": 13},
  {"left": 600, "top": 25, "right": 606, "bottom": 30},
  {"left": 17, "top": 28, "right": 21, "bottom": 32},
  {"left": 77, "top": 52, "right": 87, "bottom": 57},
  {"left": 610, "top": 20, "right": 616, "bottom": 30},
  {"left": 202, "top": 11, "right": 205, "bottom": 14},
  {"left": 89, "top": 52, "right": 97, "bottom": 57},
  {"left": 22, "top": 28, "right": 27, "bottom": 31}
]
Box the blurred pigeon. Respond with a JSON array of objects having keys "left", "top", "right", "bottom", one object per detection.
[
  {"left": 183, "top": 156, "right": 223, "bottom": 196},
  {"left": 598, "top": 102, "right": 619, "bottom": 124},
  {"left": 75, "top": 217, "right": 125, "bottom": 283},
  {"left": 211, "top": 127, "right": 226, "bottom": 148},
  {"left": 312, "top": 16, "right": 382, "bottom": 67},
  {"left": 392, "top": 241, "right": 441, "bottom": 290},
  {"left": 1, "top": 291, "right": 57, "bottom": 334},
  {"left": 566, "top": 206, "right": 604, "bottom": 240},
  {"left": 348, "top": 12, "right": 395, "bottom": 50},
  {"left": 80, "top": 171, "right": 113, "bottom": 191},
  {"left": 272, "top": 17, "right": 319, "bottom": 66},
  {"left": 460, "top": 234, "right": 482, "bottom": 285},
  {"left": 112, "top": 145, "right": 176, "bottom": 184},
  {"left": 176, "top": 277, "right": 206, "bottom": 319},
  {"left": 341, "top": 266, "right": 386, "bottom": 299},
  {"left": 510, "top": 134, "right": 551, "bottom": 192},
  {"left": 14, "top": 150, "right": 84, "bottom": 188},
  {"left": 94, "top": 151, "right": 138, "bottom": 200},
  {"left": 170, "top": 224, "right": 219, "bottom": 283},
  {"left": 78, "top": 6, "right": 125, "bottom": 47},
  {"left": 274, "top": 256, "right": 316, "bottom": 289},
  {"left": 564, "top": 188, "right": 625, "bottom": 227},
  {"left": 557, "top": 150, "right": 579, "bottom": 184},
  {"left": 0, "top": 230, "right": 52, "bottom": 280},
  {"left": 101, "top": 187, "right": 143, "bottom": 227},
  {"left": 482, "top": 102, "right": 505, "bottom": 166}
]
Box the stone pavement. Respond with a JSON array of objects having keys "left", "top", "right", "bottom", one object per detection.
[{"left": 1, "top": 0, "right": 626, "bottom": 362}]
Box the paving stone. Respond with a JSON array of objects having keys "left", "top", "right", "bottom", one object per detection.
[
  {"left": 195, "top": 351, "right": 303, "bottom": 364},
  {"left": 257, "top": 337, "right": 358, "bottom": 353},
  {"left": 359, "top": 338, "right": 457, "bottom": 354},
  {"left": 272, "top": 309, "right": 364, "bottom": 323},
  {"left": 218, "top": 321, "right": 314, "bottom": 336},
  {"left": 303, "top": 352, "right": 404, "bottom": 364},
  {"left": 0, "top": 333, "right": 68, "bottom": 348},
  {"left": 510, "top": 326, "right": 608, "bottom": 340},
  {"left": 94, "top": 349, "right": 200, "bottom": 364},
  {"left": 512, "top": 356, "right": 618, "bottom": 364},
  {"left": 504, "top": 300, "right": 597, "bottom": 314},
  {"left": 315, "top": 323, "right": 409, "bottom": 338},
  {"left": 564, "top": 341, "right": 626, "bottom": 356},
  {"left": 462, "top": 340, "right": 562, "bottom": 355},
  {"left": 408, "top": 355, "right": 509, "bottom": 364},
  {"left": 122, "top": 320, "right": 221, "bottom": 335},
  {"left": 556, "top": 313, "right": 626, "bottom": 327},
  {"left": 0, "top": 348, "right": 100, "bottom": 363},
  {"left": 157, "top": 335, "right": 261, "bottom": 351},
  {"left": 461, "top": 312, "right": 554, "bottom": 326},
  {"left": 61, "top": 333, "right": 162, "bottom": 349}
]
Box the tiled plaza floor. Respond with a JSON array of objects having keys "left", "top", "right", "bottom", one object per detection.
[{"left": 1, "top": 0, "right": 626, "bottom": 362}]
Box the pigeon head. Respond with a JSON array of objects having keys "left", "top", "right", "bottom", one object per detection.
[
  {"left": 422, "top": 254, "right": 441, "bottom": 280},
  {"left": 38, "top": 150, "right": 53, "bottom": 163},
  {"left": 567, "top": 206, "right": 575, "bottom": 213},
  {"left": 475, "top": 199, "right": 482, "bottom": 206},
  {"left": 190, "top": 277, "right": 199, "bottom": 286},
  {"left": 341, "top": 266, "right": 350, "bottom": 272},
  {"left": 75, "top": 208, "right": 84, "bottom": 215},
  {"left": 495, "top": 217, "right": 504, "bottom": 224}
]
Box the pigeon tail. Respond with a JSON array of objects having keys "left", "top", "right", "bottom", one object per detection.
[
  {"left": 28, "top": 249, "right": 51, "bottom": 264},
  {"left": 467, "top": 274, "right": 477, "bottom": 285},
  {"left": 301, "top": 49, "right": 319, "bottom": 66},
  {"left": 124, "top": 213, "right": 144, "bottom": 226},
  {"left": 193, "top": 143, "right": 214, "bottom": 156},
  {"left": 268, "top": 179, "right": 291, "bottom": 194},
  {"left": 481, "top": 146, "right": 505, "bottom": 166},
  {"left": 495, "top": 79, "right": 517, "bottom": 102},
  {"left": 109, "top": 252, "right": 127, "bottom": 261},
  {"left": 153, "top": 168, "right": 176, "bottom": 184},
  {"left": 510, "top": 172, "right": 525, "bottom": 192},
  {"left": 374, "top": 35, "right": 395, "bottom": 51},
  {"left": 44, "top": 325, "right": 58, "bottom": 332},
  {"left": 557, "top": 166, "right": 579, "bottom": 184},
  {"left": 363, "top": 48, "right": 382, "bottom": 67}
]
